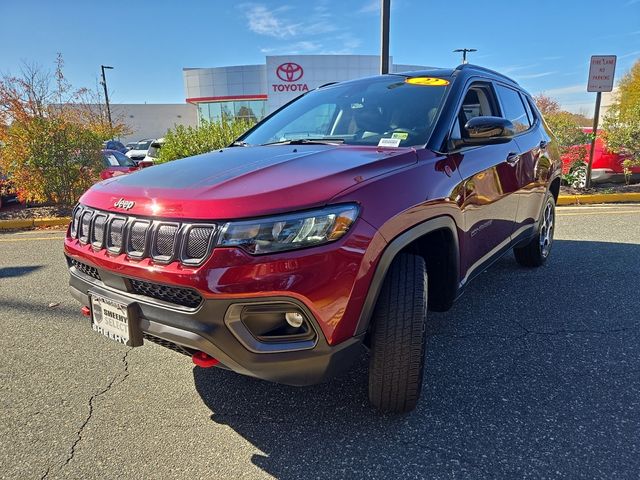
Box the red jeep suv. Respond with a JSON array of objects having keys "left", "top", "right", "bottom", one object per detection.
[{"left": 65, "top": 65, "right": 561, "bottom": 413}]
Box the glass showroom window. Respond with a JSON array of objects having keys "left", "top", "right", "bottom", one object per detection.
[{"left": 197, "top": 100, "right": 266, "bottom": 124}]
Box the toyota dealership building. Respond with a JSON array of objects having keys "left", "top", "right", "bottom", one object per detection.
[{"left": 183, "top": 55, "right": 428, "bottom": 124}]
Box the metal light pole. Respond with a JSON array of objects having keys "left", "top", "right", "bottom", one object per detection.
[
  {"left": 100, "top": 65, "right": 114, "bottom": 132},
  {"left": 453, "top": 48, "right": 477, "bottom": 64},
  {"left": 380, "top": 0, "right": 390, "bottom": 74}
]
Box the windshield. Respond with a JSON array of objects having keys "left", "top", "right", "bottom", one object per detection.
[
  {"left": 241, "top": 75, "right": 449, "bottom": 147},
  {"left": 134, "top": 140, "right": 152, "bottom": 150},
  {"left": 103, "top": 151, "right": 136, "bottom": 167}
]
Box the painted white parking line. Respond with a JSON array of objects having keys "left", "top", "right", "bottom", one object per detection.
[
  {"left": 0, "top": 236, "right": 65, "bottom": 243},
  {"left": 557, "top": 210, "right": 640, "bottom": 217}
]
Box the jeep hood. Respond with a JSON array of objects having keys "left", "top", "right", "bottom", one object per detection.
[{"left": 81, "top": 145, "right": 418, "bottom": 219}]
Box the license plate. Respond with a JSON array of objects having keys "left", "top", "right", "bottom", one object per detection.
[{"left": 90, "top": 294, "right": 132, "bottom": 345}]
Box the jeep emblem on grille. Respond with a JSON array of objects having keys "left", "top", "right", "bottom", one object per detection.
[{"left": 113, "top": 198, "right": 135, "bottom": 210}]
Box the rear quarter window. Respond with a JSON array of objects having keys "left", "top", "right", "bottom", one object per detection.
[{"left": 521, "top": 94, "right": 537, "bottom": 126}]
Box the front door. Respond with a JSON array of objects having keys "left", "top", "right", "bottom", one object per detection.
[{"left": 448, "top": 82, "right": 520, "bottom": 284}]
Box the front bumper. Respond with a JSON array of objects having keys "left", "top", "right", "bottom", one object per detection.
[{"left": 68, "top": 260, "right": 364, "bottom": 386}]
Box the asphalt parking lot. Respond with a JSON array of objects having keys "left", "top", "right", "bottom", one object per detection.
[{"left": 2, "top": 204, "right": 640, "bottom": 480}]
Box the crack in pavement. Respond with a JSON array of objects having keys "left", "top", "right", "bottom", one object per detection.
[{"left": 40, "top": 348, "right": 132, "bottom": 479}]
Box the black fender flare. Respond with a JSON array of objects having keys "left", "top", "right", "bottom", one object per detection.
[{"left": 353, "top": 215, "right": 460, "bottom": 336}]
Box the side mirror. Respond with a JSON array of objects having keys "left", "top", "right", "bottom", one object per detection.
[{"left": 462, "top": 116, "right": 515, "bottom": 146}]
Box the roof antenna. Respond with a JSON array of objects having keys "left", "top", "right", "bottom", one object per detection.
[{"left": 453, "top": 48, "right": 477, "bottom": 64}]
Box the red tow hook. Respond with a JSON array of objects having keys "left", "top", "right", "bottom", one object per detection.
[
  {"left": 81, "top": 306, "right": 91, "bottom": 317},
  {"left": 192, "top": 351, "right": 219, "bottom": 368}
]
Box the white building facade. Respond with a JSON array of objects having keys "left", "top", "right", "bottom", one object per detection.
[
  {"left": 111, "top": 104, "right": 198, "bottom": 143},
  {"left": 183, "top": 55, "right": 428, "bottom": 124}
]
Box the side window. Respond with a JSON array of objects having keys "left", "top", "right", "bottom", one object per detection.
[
  {"left": 450, "top": 83, "right": 498, "bottom": 144},
  {"left": 495, "top": 84, "right": 531, "bottom": 133},
  {"left": 520, "top": 93, "right": 536, "bottom": 126}
]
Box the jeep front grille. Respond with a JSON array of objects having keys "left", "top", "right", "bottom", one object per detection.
[
  {"left": 68, "top": 257, "right": 101, "bottom": 280},
  {"left": 143, "top": 333, "right": 195, "bottom": 356},
  {"left": 129, "top": 278, "right": 203, "bottom": 308},
  {"left": 71, "top": 205, "right": 217, "bottom": 266},
  {"left": 66, "top": 255, "right": 203, "bottom": 309}
]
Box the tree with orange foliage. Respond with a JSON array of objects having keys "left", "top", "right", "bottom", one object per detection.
[{"left": 0, "top": 54, "right": 126, "bottom": 205}]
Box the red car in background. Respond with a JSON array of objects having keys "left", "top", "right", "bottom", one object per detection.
[
  {"left": 100, "top": 149, "right": 141, "bottom": 180},
  {"left": 561, "top": 128, "right": 640, "bottom": 184}
]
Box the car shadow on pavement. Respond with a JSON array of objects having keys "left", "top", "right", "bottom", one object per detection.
[
  {"left": 193, "top": 239, "right": 640, "bottom": 479},
  {"left": 0, "top": 265, "right": 42, "bottom": 279}
]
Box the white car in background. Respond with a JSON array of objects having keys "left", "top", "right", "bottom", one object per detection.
[
  {"left": 125, "top": 139, "right": 155, "bottom": 163},
  {"left": 142, "top": 138, "right": 165, "bottom": 165}
]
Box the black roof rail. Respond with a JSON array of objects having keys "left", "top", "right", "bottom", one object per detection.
[{"left": 455, "top": 64, "right": 519, "bottom": 85}]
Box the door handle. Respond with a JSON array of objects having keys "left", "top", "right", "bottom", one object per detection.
[
  {"left": 539, "top": 140, "right": 549, "bottom": 149},
  {"left": 506, "top": 152, "right": 520, "bottom": 165}
]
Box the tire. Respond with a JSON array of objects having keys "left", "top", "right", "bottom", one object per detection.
[
  {"left": 514, "top": 193, "right": 556, "bottom": 267},
  {"left": 368, "top": 252, "right": 427, "bottom": 414}
]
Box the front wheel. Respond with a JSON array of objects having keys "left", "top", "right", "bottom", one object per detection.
[
  {"left": 368, "top": 252, "right": 427, "bottom": 414},
  {"left": 514, "top": 193, "right": 556, "bottom": 267}
]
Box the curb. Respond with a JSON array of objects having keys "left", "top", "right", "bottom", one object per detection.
[
  {"left": 557, "top": 193, "right": 640, "bottom": 206},
  {"left": 0, "top": 217, "right": 71, "bottom": 230}
]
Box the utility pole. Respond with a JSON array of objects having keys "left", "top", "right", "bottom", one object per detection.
[
  {"left": 453, "top": 48, "right": 477, "bottom": 64},
  {"left": 380, "top": 0, "right": 390, "bottom": 74},
  {"left": 100, "top": 65, "right": 114, "bottom": 132}
]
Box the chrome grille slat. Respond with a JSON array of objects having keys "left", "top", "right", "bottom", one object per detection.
[
  {"left": 91, "top": 214, "right": 108, "bottom": 249},
  {"left": 107, "top": 217, "right": 126, "bottom": 253},
  {"left": 181, "top": 224, "right": 216, "bottom": 265},
  {"left": 152, "top": 223, "right": 180, "bottom": 263},
  {"left": 126, "top": 220, "right": 150, "bottom": 258},
  {"left": 78, "top": 210, "right": 93, "bottom": 244},
  {"left": 70, "top": 205, "right": 82, "bottom": 237},
  {"left": 70, "top": 205, "right": 216, "bottom": 266},
  {"left": 186, "top": 227, "right": 212, "bottom": 258}
]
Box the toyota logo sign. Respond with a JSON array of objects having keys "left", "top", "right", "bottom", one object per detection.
[{"left": 276, "top": 62, "right": 304, "bottom": 82}]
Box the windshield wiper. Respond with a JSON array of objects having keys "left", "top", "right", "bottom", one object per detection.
[
  {"left": 260, "top": 138, "right": 345, "bottom": 146},
  {"left": 230, "top": 140, "right": 250, "bottom": 147}
]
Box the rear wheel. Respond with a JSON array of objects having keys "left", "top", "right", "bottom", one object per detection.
[
  {"left": 368, "top": 252, "right": 427, "bottom": 414},
  {"left": 514, "top": 193, "right": 555, "bottom": 267}
]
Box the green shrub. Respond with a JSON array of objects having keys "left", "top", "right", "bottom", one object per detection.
[
  {"left": 157, "top": 119, "right": 255, "bottom": 164},
  {"left": 1, "top": 115, "right": 104, "bottom": 206},
  {"left": 603, "top": 103, "right": 640, "bottom": 184},
  {"left": 544, "top": 111, "right": 592, "bottom": 151}
]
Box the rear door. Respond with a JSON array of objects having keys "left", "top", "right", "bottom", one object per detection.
[
  {"left": 447, "top": 81, "right": 520, "bottom": 284},
  {"left": 494, "top": 84, "right": 550, "bottom": 240}
]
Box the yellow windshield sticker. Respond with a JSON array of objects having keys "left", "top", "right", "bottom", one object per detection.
[
  {"left": 405, "top": 77, "right": 450, "bottom": 86},
  {"left": 391, "top": 132, "right": 409, "bottom": 140}
]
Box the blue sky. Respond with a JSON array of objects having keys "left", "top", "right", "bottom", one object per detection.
[{"left": 1, "top": 0, "right": 638, "bottom": 113}]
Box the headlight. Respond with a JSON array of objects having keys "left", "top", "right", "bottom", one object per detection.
[{"left": 218, "top": 204, "right": 359, "bottom": 255}]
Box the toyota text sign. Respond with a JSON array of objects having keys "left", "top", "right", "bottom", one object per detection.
[
  {"left": 587, "top": 55, "right": 616, "bottom": 92},
  {"left": 272, "top": 62, "right": 308, "bottom": 94}
]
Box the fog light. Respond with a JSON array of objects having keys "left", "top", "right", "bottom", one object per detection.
[{"left": 285, "top": 312, "right": 305, "bottom": 328}]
